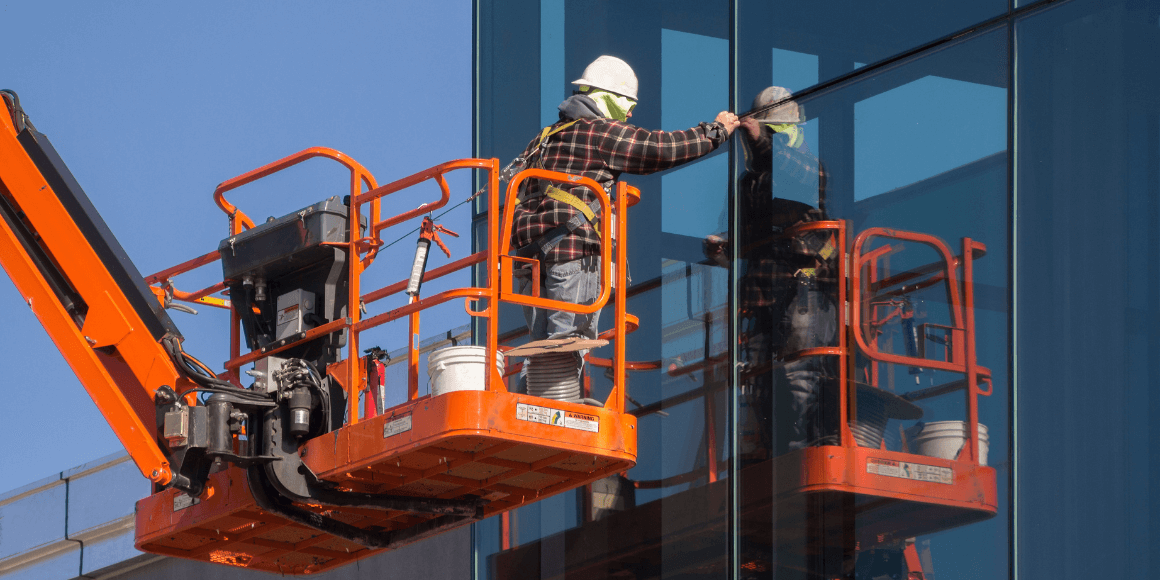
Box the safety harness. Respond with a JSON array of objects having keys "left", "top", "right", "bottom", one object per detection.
[{"left": 513, "top": 119, "right": 605, "bottom": 259}]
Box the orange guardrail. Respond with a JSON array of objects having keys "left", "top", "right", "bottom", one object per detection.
[{"left": 148, "top": 150, "right": 641, "bottom": 423}]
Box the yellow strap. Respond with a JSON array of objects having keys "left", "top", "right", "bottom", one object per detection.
[
  {"left": 545, "top": 186, "right": 596, "bottom": 221},
  {"left": 520, "top": 120, "right": 595, "bottom": 236},
  {"left": 545, "top": 185, "right": 599, "bottom": 235},
  {"left": 818, "top": 235, "right": 836, "bottom": 260},
  {"left": 538, "top": 119, "right": 580, "bottom": 148},
  {"left": 518, "top": 119, "right": 584, "bottom": 204}
]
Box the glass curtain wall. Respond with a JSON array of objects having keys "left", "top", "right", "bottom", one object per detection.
[
  {"left": 1015, "top": 0, "right": 1160, "bottom": 577},
  {"left": 736, "top": 6, "right": 1010, "bottom": 578},
  {"left": 737, "top": 0, "right": 1006, "bottom": 90},
  {"left": 470, "top": 0, "right": 1160, "bottom": 578},
  {"left": 475, "top": 1, "right": 735, "bottom": 578}
]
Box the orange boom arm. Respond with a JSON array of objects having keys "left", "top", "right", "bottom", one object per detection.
[{"left": 0, "top": 91, "right": 190, "bottom": 485}]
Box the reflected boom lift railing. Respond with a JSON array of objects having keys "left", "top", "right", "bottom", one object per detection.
[{"left": 494, "top": 219, "right": 998, "bottom": 578}]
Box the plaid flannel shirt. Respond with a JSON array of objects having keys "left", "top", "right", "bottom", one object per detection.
[
  {"left": 511, "top": 116, "right": 727, "bottom": 263},
  {"left": 737, "top": 130, "right": 827, "bottom": 311}
]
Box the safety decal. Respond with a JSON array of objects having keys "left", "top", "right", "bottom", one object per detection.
[
  {"left": 173, "top": 494, "right": 201, "bottom": 512},
  {"left": 564, "top": 411, "right": 599, "bottom": 433},
  {"left": 383, "top": 413, "right": 413, "bottom": 438},
  {"left": 517, "top": 403, "right": 599, "bottom": 433},
  {"left": 866, "top": 457, "right": 952, "bottom": 485}
]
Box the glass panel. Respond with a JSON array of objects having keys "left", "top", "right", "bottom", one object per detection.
[
  {"left": 474, "top": 0, "right": 541, "bottom": 219},
  {"left": 540, "top": 0, "right": 566, "bottom": 127},
  {"left": 734, "top": 26, "right": 1010, "bottom": 579},
  {"left": 737, "top": 0, "right": 1006, "bottom": 98},
  {"left": 474, "top": 1, "right": 733, "bottom": 579},
  {"left": 1016, "top": 0, "right": 1160, "bottom": 577},
  {"left": 660, "top": 28, "right": 730, "bottom": 238},
  {"left": 854, "top": 76, "right": 1006, "bottom": 200}
]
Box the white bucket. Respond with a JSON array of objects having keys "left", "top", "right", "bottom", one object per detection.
[
  {"left": 427, "top": 346, "right": 505, "bottom": 397},
  {"left": 908, "top": 421, "right": 990, "bottom": 466}
]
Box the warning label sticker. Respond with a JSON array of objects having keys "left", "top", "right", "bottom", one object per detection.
[
  {"left": 383, "top": 413, "right": 413, "bottom": 438},
  {"left": 867, "top": 457, "right": 952, "bottom": 484},
  {"left": 517, "top": 403, "right": 598, "bottom": 433},
  {"left": 564, "top": 411, "right": 599, "bottom": 433}
]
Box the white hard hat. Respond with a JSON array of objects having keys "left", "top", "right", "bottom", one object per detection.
[
  {"left": 752, "top": 86, "right": 804, "bottom": 124},
  {"left": 572, "top": 55, "right": 639, "bottom": 100}
]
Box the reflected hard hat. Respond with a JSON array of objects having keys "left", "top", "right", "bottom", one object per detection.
[
  {"left": 752, "top": 86, "right": 804, "bottom": 124},
  {"left": 572, "top": 55, "right": 639, "bottom": 100}
]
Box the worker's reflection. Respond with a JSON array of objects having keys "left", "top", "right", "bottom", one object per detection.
[{"left": 707, "top": 87, "right": 833, "bottom": 463}]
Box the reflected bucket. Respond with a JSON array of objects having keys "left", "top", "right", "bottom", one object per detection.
[{"left": 907, "top": 421, "right": 990, "bottom": 465}]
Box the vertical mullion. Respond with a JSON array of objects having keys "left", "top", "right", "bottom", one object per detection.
[
  {"left": 1008, "top": 12, "right": 1019, "bottom": 580},
  {"left": 728, "top": 1, "right": 741, "bottom": 580}
]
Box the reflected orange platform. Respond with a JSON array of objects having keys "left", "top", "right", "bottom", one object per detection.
[{"left": 768, "top": 446, "right": 997, "bottom": 548}]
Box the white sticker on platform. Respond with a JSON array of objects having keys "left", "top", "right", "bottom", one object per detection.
[
  {"left": 384, "top": 414, "right": 413, "bottom": 438},
  {"left": 516, "top": 403, "right": 558, "bottom": 425},
  {"left": 173, "top": 494, "right": 200, "bottom": 512},
  {"left": 866, "top": 457, "right": 952, "bottom": 484},
  {"left": 564, "top": 411, "right": 599, "bottom": 433},
  {"left": 517, "top": 403, "right": 599, "bottom": 432}
]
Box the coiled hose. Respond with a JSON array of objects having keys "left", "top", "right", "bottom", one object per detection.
[{"left": 525, "top": 351, "right": 582, "bottom": 402}]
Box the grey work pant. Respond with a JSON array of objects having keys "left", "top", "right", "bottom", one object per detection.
[
  {"left": 519, "top": 256, "right": 602, "bottom": 341},
  {"left": 517, "top": 256, "right": 602, "bottom": 391}
]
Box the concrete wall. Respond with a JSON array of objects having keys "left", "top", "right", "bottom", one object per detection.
[
  {"left": 0, "top": 452, "right": 156, "bottom": 579},
  {"left": 0, "top": 452, "right": 471, "bottom": 580}
]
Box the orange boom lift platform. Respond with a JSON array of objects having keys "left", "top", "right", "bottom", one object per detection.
[{"left": 0, "top": 91, "right": 638, "bottom": 574}]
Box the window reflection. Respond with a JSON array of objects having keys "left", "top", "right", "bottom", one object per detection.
[
  {"left": 736, "top": 27, "right": 1009, "bottom": 580},
  {"left": 477, "top": 1, "right": 734, "bottom": 578},
  {"left": 737, "top": 0, "right": 1006, "bottom": 90},
  {"left": 770, "top": 47, "right": 819, "bottom": 95},
  {"left": 477, "top": 2, "right": 1010, "bottom": 579},
  {"left": 854, "top": 76, "right": 1006, "bottom": 200},
  {"left": 1016, "top": 0, "right": 1160, "bottom": 576},
  {"left": 661, "top": 28, "right": 730, "bottom": 238}
]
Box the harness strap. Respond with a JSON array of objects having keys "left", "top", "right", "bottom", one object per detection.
[
  {"left": 514, "top": 185, "right": 603, "bottom": 259},
  {"left": 515, "top": 119, "right": 604, "bottom": 260},
  {"left": 545, "top": 186, "right": 599, "bottom": 227},
  {"left": 536, "top": 119, "right": 580, "bottom": 153}
]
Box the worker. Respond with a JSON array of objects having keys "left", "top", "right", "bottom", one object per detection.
[
  {"left": 511, "top": 54, "right": 740, "bottom": 393},
  {"left": 705, "top": 86, "right": 831, "bottom": 461}
]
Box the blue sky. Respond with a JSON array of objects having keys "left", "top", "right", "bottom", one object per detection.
[{"left": 0, "top": 1, "right": 473, "bottom": 492}]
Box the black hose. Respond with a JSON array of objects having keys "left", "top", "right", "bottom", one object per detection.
[
  {"left": 244, "top": 410, "right": 476, "bottom": 550},
  {"left": 0, "top": 89, "right": 34, "bottom": 133},
  {"left": 247, "top": 465, "right": 473, "bottom": 550},
  {"left": 161, "top": 336, "right": 270, "bottom": 403}
]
